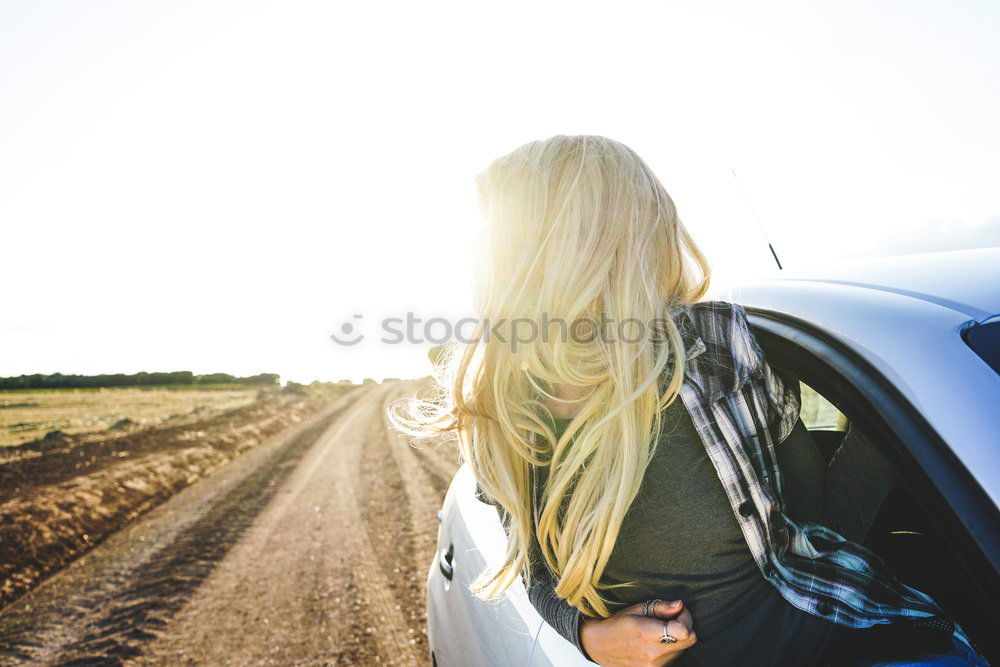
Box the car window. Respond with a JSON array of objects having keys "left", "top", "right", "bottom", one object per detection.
[{"left": 799, "top": 381, "right": 847, "bottom": 431}]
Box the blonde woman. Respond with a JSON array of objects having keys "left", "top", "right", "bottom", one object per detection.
[{"left": 389, "top": 136, "right": 984, "bottom": 666}]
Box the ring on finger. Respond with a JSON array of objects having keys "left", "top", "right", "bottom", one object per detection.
[{"left": 660, "top": 622, "right": 677, "bottom": 644}]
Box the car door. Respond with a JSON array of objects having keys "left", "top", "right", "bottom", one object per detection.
[{"left": 429, "top": 465, "right": 592, "bottom": 666}]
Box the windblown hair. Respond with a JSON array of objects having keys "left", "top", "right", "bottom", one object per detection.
[{"left": 388, "top": 135, "right": 710, "bottom": 618}]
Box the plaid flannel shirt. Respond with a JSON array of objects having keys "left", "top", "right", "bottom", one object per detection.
[{"left": 476, "top": 300, "right": 973, "bottom": 657}]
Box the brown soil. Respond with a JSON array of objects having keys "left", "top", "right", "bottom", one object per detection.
[
  {"left": 0, "top": 380, "right": 463, "bottom": 666},
  {"left": 0, "top": 391, "right": 349, "bottom": 609},
  {"left": 0, "top": 391, "right": 307, "bottom": 502}
]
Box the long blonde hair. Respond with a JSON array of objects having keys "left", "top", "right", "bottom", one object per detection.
[{"left": 388, "top": 135, "right": 710, "bottom": 618}]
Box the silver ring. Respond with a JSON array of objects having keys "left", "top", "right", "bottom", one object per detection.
[
  {"left": 642, "top": 600, "right": 651, "bottom": 617},
  {"left": 660, "top": 622, "right": 677, "bottom": 644}
]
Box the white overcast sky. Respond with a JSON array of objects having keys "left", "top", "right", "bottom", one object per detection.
[{"left": 2, "top": 0, "right": 999, "bottom": 383}]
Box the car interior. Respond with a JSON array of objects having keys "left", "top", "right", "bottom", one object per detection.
[
  {"left": 758, "top": 325, "right": 1000, "bottom": 663},
  {"left": 799, "top": 382, "right": 986, "bottom": 641}
]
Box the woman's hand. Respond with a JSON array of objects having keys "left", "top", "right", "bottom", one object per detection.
[{"left": 578, "top": 599, "right": 696, "bottom": 666}]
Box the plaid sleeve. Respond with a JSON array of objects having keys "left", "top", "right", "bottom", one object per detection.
[
  {"left": 732, "top": 303, "right": 802, "bottom": 443},
  {"left": 473, "top": 482, "right": 590, "bottom": 658}
]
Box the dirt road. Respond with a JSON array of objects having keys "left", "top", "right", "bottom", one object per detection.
[{"left": 0, "top": 380, "right": 462, "bottom": 665}]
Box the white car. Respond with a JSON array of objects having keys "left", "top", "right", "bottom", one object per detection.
[{"left": 427, "top": 247, "right": 1000, "bottom": 666}]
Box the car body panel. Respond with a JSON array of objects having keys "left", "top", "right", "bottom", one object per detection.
[
  {"left": 767, "top": 246, "right": 1000, "bottom": 318},
  {"left": 427, "top": 464, "right": 591, "bottom": 666}
]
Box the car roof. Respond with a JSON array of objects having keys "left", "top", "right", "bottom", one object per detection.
[
  {"left": 731, "top": 247, "right": 1000, "bottom": 510},
  {"left": 774, "top": 246, "right": 1000, "bottom": 319}
]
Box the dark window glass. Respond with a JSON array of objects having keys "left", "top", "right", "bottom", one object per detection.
[{"left": 963, "top": 319, "right": 1000, "bottom": 376}]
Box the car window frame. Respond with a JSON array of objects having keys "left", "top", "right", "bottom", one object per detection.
[{"left": 746, "top": 306, "right": 1000, "bottom": 658}]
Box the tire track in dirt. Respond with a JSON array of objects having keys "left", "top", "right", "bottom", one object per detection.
[
  {"left": 324, "top": 384, "right": 424, "bottom": 666},
  {"left": 404, "top": 442, "right": 460, "bottom": 499},
  {"left": 379, "top": 384, "right": 453, "bottom": 562},
  {"left": 350, "top": 381, "right": 468, "bottom": 663},
  {"left": 381, "top": 382, "right": 461, "bottom": 498},
  {"left": 355, "top": 388, "right": 429, "bottom": 661}
]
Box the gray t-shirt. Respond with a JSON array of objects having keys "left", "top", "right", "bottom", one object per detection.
[{"left": 536, "top": 399, "right": 839, "bottom": 666}]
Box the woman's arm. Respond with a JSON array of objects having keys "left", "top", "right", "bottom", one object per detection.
[{"left": 524, "top": 520, "right": 594, "bottom": 658}]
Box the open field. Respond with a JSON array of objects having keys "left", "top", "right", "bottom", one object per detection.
[{"left": 0, "top": 386, "right": 264, "bottom": 449}]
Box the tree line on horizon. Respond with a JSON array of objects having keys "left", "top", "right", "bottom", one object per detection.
[{"left": 0, "top": 371, "right": 281, "bottom": 390}]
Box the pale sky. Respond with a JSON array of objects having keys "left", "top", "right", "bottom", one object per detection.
[{"left": 2, "top": 0, "right": 999, "bottom": 383}]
